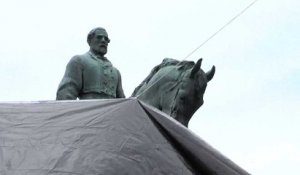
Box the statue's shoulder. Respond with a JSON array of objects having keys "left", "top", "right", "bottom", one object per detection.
[
  {"left": 74, "top": 52, "right": 91, "bottom": 60},
  {"left": 68, "top": 52, "right": 91, "bottom": 65}
]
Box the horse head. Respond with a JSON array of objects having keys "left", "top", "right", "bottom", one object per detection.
[
  {"left": 133, "top": 58, "right": 215, "bottom": 127},
  {"left": 170, "top": 59, "right": 215, "bottom": 127}
]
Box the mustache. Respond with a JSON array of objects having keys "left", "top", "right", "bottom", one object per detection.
[{"left": 99, "top": 43, "right": 108, "bottom": 47}]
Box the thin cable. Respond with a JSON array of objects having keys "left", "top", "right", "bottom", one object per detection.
[
  {"left": 184, "top": 0, "right": 258, "bottom": 59},
  {"left": 136, "top": 0, "right": 259, "bottom": 98}
]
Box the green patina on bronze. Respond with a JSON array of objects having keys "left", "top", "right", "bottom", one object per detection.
[
  {"left": 56, "top": 27, "right": 125, "bottom": 100},
  {"left": 132, "top": 58, "right": 215, "bottom": 127},
  {"left": 56, "top": 28, "right": 215, "bottom": 127}
]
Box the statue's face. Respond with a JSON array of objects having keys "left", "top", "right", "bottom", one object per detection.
[{"left": 89, "top": 29, "right": 110, "bottom": 56}]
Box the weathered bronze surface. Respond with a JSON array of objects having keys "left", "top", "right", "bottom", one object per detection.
[
  {"left": 56, "top": 27, "right": 125, "bottom": 100},
  {"left": 132, "top": 58, "right": 215, "bottom": 127}
]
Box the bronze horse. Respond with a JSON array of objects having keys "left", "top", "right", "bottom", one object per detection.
[{"left": 132, "top": 58, "right": 215, "bottom": 127}]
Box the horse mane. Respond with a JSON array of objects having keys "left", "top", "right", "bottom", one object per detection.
[{"left": 132, "top": 58, "right": 195, "bottom": 97}]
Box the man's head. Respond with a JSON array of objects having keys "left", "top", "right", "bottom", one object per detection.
[{"left": 87, "top": 27, "right": 110, "bottom": 56}]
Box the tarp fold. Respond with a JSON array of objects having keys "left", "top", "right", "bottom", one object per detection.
[{"left": 0, "top": 98, "right": 249, "bottom": 175}]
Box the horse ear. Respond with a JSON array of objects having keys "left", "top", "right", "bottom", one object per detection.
[
  {"left": 190, "top": 58, "right": 202, "bottom": 79},
  {"left": 206, "top": 65, "right": 216, "bottom": 82}
]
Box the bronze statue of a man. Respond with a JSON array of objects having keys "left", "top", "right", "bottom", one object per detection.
[{"left": 56, "top": 27, "right": 125, "bottom": 100}]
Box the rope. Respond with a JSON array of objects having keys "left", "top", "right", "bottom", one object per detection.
[
  {"left": 135, "top": 0, "right": 259, "bottom": 98},
  {"left": 184, "top": 0, "right": 259, "bottom": 59}
]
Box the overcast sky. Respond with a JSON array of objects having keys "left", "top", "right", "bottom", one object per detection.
[{"left": 0, "top": 0, "right": 299, "bottom": 174}]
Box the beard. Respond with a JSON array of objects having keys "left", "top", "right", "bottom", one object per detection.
[
  {"left": 92, "top": 45, "right": 107, "bottom": 56},
  {"left": 98, "top": 46, "right": 107, "bottom": 55}
]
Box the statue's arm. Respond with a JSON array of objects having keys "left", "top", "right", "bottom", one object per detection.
[
  {"left": 56, "top": 56, "right": 83, "bottom": 100},
  {"left": 116, "top": 70, "right": 125, "bottom": 98}
]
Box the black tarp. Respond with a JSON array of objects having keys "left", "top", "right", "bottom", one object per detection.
[{"left": 0, "top": 98, "right": 250, "bottom": 175}]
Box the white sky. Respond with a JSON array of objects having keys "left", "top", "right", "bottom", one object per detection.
[{"left": 0, "top": 0, "right": 299, "bottom": 174}]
